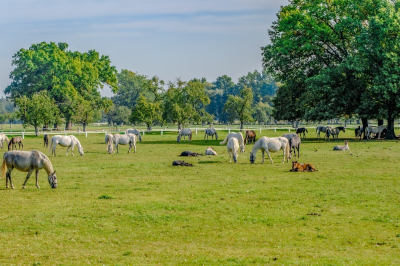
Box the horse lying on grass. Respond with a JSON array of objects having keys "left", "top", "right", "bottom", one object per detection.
[
  {"left": 173, "top": 160, "right": 193, "bottom": 166},
  {"left": 180, "top": 151, "right": 202, "bottom": 156},
  {"left": 290, "top": 161, "right": 317, "bottom": 172},
  {"left": 333, "top": 140, "right": 349, "bottom": 151},
  {"left": 205, "top": 147, "right": 218, "bottom": 156}
]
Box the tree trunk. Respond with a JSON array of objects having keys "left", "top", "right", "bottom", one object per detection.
[
  {"left": 240, "top": 121, "right": 244, "bottom": 129},
  {"left": 362, "top": 118, "right": 368, "bottom": 139},
  {"left": 386, "top": 116, "right": 396, "bottom": 140},
  {"left": 83, "top": 123, "right": 87, "bottom": 132},
  {"left": 54, "top": 123, "right": 58, "bottom": 131},
  {"left": 178, "top": 123, "right": 182, "bottom": 131},
  {"left": 147, "top": 124, "right": 151, "bottom": 133},
  {"left": 378, "top": 119, "right": 384, "bottom": 126},
  {"left": 35, "top": 127, "right": 39, "bottom": 137},
  {"left": 65, "top": 117, "right": 72, "bottom": 130}
]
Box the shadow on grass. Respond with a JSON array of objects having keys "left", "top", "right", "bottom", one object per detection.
[{"left": 198, "top": 161, "right": 219, "bottom": 164}]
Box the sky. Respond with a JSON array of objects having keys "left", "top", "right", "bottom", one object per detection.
[{"left": 0, "top": 0, "right": 289, "bottom": 97}]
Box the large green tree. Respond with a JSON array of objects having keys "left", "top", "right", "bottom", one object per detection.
[
  {"left": 5, "top": 42, "right": 118, "bottom": 129},
  {"left": 224, "top": 87, "right": 254, "bottom": 129},
  {"left": 163, "top": 79, "right": 210, "bottom": 130},
  {"left": 130, "top": 94, "right": 162, "bottom": 132},
  {"left": 112, "top": 70, "right": 149, "bottom": 108},
  {"left": 15, "top": 91, "right": 59, "bottom": 136}
]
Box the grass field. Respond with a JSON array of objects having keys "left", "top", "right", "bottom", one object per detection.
[{"left": 0, "top": 129, "right": 399, "bottom": 265}]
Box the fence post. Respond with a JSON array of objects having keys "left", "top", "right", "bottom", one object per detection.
[
  {"left": 143, "top": 130, "right": 145, "bottom": 136},
  {"left": 161, "top": 130, "right": 163, "bottom": 136},
  {"left": 289, "top": 128, "right": 291, "bottom": 132},
  {"left": 274, "top": 127, "right": 276, "bottom": 133},
  {"left": 196, "top": 128, "right": 198, "bottom": 134},
  {"left": 229, "top": 128, "right": 231, "bottom": 133},
  {"left": 260, "top": 128, "right": 261, "bottom": 133},
  {"left": 86, "top": 132, "right": 88, "bottom": 138}
]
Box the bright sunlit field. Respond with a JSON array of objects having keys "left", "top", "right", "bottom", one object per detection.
[{"left": 0, "top": 128, "right": 399, "bottom": 265}]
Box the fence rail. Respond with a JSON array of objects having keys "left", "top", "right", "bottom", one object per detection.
[{"left": 2, "top": 124, "right": 400, "bottom": 139}]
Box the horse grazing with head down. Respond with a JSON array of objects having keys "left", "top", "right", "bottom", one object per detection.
[
  {"left": 296, "top": 127, "right": 308, "bottom": 138},
  {"left": 366, "top": 125, "right": 386, "bottom": 139},
  {"left": 125, "top": 128, "right": 142, "bottom": 142},
  {"left": 43, "top": 134, "right": 49, "bottom": 148},
  {"left": 204, "top": 128, "right": 218, "bottom": 142},
  {"left": 244, "top": 130, "right": 256, "bottom": 144},
  {"left": 177, "top": 128, "right": 192, "bottom": 143},
  {"left": 282, "top": 133, "right": 301, "bottom": 159},
  {"left": 1, "top": 150, "right": 57, "bottom": 189},
  {"left": 8, "top": 137, "right": 23, "bottom": 151},
  {"left": 0, "top": 134, "right": 10, "bottom": 149},
  {"left": 227, "top": 137, "right": 240, "bottom": 163},
  {"left": 49, "top": 135, "right": 84, "bottom": 156},
  {"left": 355, "top": 126, "right": 363, "bottom": 140},
  {"left": 220, "top": 132, "right": 245, "bottom": 153},
  {"left": 113, "top": 133, "right": 136, "bottom": 153},
  {"left": 249, "top": 137, "right": 290, "bottom": 164}
]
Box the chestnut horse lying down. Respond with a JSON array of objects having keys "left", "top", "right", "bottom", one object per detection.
[{"left": 290, "top": 161, "right": 317, "bottom": 172}]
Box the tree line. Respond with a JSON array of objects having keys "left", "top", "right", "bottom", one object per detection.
[
  {"left": 4, "top": 42, "right": 277, "bottom": 134},
  {"left": 263, "top": 0, "right": 400, "bottom": 139}
]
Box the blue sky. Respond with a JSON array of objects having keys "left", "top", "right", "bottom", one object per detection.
[{"left": 0, "top": 0, "right": 289, "bottom": 97}]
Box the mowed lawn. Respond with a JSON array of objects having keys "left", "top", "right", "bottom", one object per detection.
[{"left": 0, "top": 129, "right": 399, "bottom": 265}]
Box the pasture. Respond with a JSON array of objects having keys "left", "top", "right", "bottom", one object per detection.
[{"left": 0, "top": 129, "right": 399, "bottom": 265}]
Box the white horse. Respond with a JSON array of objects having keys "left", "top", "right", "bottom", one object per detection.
[
  {"left": 366, "top": 125, "right": 386, "bottom": 139},
  {"left": 0, "top": 134, "right": 10, "bottom": 149},
  {"left": 249, "top": 136, "right": 290, "bottom": 164},
  {"left": 205, "top": 147, "right": 218, "bottom": 156},
  {"left": 227, "top": 137, "right": 239, "bottom": 163},
  {"left": 49, "top": 135, "right": 84, "bottom": 156},
  {"left": 204, "top": 128, "right": 218, "bottom": 142},
  {"left": 177, "top": 128, "right": 192, "bottom": 142},
  {"left": 125, "top": 128, "right": 142, "bottom": 142},
  {"left": 105, "top": 134, "right": 114, "bottom": 154},
  {"left": 113, "top": 133, "right": 136, "bottom": 153},
  {"left": 333, "top": 140, "right": 349, "bottom": 151},
  {"left": 220, "top": 132, "right": 245, "bottom": 153},
  {"left": 1, "top": 150, "right": 57, "bottom": 189},
  {"left": 316, "top": 126, "right": 329, "bottom": 138}
]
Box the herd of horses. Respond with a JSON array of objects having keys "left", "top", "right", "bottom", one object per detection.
[{"left": 0, "top": 123, "right": 389, "bottom": 189}]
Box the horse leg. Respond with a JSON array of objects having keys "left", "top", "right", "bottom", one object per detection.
[
  {"left": 6, "top": 170, "right": 14, "bottom": 189},
  {"left": 116, "top": 144, "right": 119, "bottom": 154},
  {"left": 134, "top": 143, "right": 136, "bottom": 153},
  {"left": 71, "top": 145, "right": 74, "bottom": 156},
  {"left": 128, "top": 144, "right": 131, "bottom": 154},
  {"left": 35, "top": 170, "right": 40, "bottom": 189},
  {"left": 265, "top": 150, "right": 273, "bottom": 164},
  {"left": 65, "top": 146, "right": 70, "bottom": 156},
  {"left": 21, "top": 142, "right": 23, "bottom": 150},
  {"left": 22, "top": 169, "right": 34, "bottom": 189},
  {"left": 261, "top": 151, "right": 265, "bottom": 163}
]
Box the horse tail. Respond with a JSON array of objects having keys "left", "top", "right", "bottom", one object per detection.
[
  {"left": 49, "top": 137, "right": 53, "bottom": 153},
  {"left": 285, "top": 140, "right": 290, "bottom": 162},
  {"left": 1, "top": 154, "right": 7, "bottom": 179},
  {"left": 5, "top": 136, "right": 9, "bottom": 144},
  {"left": 190, "top": 132, "right": 192, "bottom": 141},
  {"left": 220, "top": 135, "right": 228, "bottom": 145},
  {"left": 306, "top": 129, "right": 308, "bottom": 133}
]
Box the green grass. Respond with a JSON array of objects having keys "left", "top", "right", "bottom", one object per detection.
[{"left": 0, "top": 129, "right": 399, "bottom": 265}]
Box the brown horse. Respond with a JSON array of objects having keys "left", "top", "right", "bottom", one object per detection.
[
  {"left": 43, "top": 134, "right": 49, "bottom": 148},
  {"left": 290, "top": 161, "right": 316, "bottom": 172},
  {"left": 8, "top": 137, "right": 23, "bottom": 151},
  {"left": 244, "top": 130, "right": 256, "bottom": 144}
]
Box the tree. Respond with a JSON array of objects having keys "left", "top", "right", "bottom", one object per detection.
[
  {"left": 237, "top": 70, "right": 278, "bottom": 103},
  {"left": 130, "top": 94, "right": 162, "bottom": 132},
  {"left": 5, "top": 42, "right": 118, "bottom": 129},
  {"left": 262, "top": 0, "right": 389, "bottom": 137},
  {"left": 253, "top": 101, "right": 273, "bottom": 125},
  {"left": 15, "top": 91, "right": 59, "bottom": 136},
  {"left": 355, "top": 0, "right": 400, "bottom": 139},
  {"left": 107, "top": 105, "right": 131, "bottom": 128},
  {"left": 112, "top": 70, "right": 149, "bottom": 108},
  {"left": 163, "top": 79, "right": 211, "bottom": 130},
  {"left": 207, "top": 75, "right": 235, "bottom": 123},
  {"left": 224, "top": 87, "right": 254, "bottom": 129},
  {"left": 5, "top": 111, "right": 18, "bottom": 130}
]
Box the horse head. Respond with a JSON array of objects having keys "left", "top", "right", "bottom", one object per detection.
[
  {"left": 249, "top": 152, "right": 256, "bottom": 164},
  {"left": 177, "top": 135, "right": 181, "bottom": 142},
  {"left": 48, "top": 170, "right": 57, "bottom": 188},
  {"left": 78, "top": 146, "right": 84, "bottom": 156},
  {"left": 240, "top": 145, "right": 245, "bottom": 153}
]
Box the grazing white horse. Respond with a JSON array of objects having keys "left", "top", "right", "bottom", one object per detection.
[
  {"left": 1, "top": 150, "right": 57, "bottom": 189},
  {"left": 333, "top": 140, "right": 349, "bottom": 151},
  {"left": 227, "top": 137, "right": 240, "bottom": 163},
  {"left": 316, "top": 126, "right": 329, "bottom": 138},
  {"left": 105, "top": 134, "right": 114, "bottom": 154},
  {"left": 366, "top": 125, "right": 386, "bottom": 139},
  {"left": 204, "top": 128, "right": 218, "bottom": 142},
  {"left": 205, "top": 147, "right": 218, "bottom": 156},
  {"left": 125, "top": 128, "right": 142, "bottom": 142},
  {"left": 220, "top": 132, "right": 245, "bottom": 153},
  {"left": 177, "top": 128, "right": 192, "bottom": 142},
  {"left": 249, "top": 136, "right": 290, "bottom": 164},
  {"left": 113, "top": 133, "right": 136, "bottom": 153},
  {"left": 0, "top": 134, "right": 10, "bottom": 149},
  {"left": 50, "top": 135, "right": 84, "bottom": 156}
]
